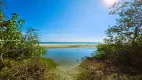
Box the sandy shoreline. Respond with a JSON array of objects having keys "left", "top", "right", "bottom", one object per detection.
[{"left": 40, "top": 44, "right": 97, "bottom": 48}]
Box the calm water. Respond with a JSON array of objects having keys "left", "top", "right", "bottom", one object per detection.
[
  {"left": 44, "top": 48, "right": 96, "bottom": 66},
  {"left": 40, "top": 42, "right": 99, "bottom": 44}
]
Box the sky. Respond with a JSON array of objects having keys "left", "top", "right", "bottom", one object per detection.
[{"left": 4, "top": 0, "right": 117, "bottom": 42}]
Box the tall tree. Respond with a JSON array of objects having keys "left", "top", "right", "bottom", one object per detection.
[
  {"left": 105, "top": 0, "right": 142, "bottom": 45},
  {"left": 0, "top": 0, "right": 45, "bottom": 61}
]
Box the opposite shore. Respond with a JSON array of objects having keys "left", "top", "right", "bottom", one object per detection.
[{"left": 40, "top": 44, "right": 97, "bottom": 48}]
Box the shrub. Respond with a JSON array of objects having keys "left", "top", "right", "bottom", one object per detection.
[
  {"left": 0, "top": 1, "right": 55, "bottom": 80},
  {"left": 0, "top": 59, "right": 47, "bottom": 80},
  {"left": 93, "top": 0, "right": 142, "bottom": 73}
]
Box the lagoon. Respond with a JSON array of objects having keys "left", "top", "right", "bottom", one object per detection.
[{"left": 44, "top": 48, "right": 96, "bottom": 67}]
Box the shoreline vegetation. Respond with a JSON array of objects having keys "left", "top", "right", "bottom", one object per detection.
[
  {"left": 76, "top": 0, "right": 142, "bottom": 80},
  {"left": 1, "top": 0, "right": 142, "bottom": 80},
  {"left": 0, "top": 1, "right": 58, "bottom": 79},
  {"left": 40, "top": 44, "right": 97, "bottom": 48},
  {"left": 77, "top": 57, "right": 133, "bottom": 80}
]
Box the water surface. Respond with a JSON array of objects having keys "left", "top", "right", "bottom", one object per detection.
[{"left": 44, "top": 48, "right": 96, "bottom": 66}]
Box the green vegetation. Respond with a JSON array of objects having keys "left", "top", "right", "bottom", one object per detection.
[
  {"left": 78, "top": 0, "right": 142, "bottom": 80},
  {"left": 0, "top": 0, "right": 57, "bottom": 80},
  {"left": 1, "top": 0, "right": 142, "bottom": 79},
  {"left": 94, "top": 0, "right": 142, "bottom": 70},
  {"left": 40, "top": 57, "right": 57, "bottom": 68}
]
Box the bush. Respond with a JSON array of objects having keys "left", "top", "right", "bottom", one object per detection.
[
  {"left": 93, "top": 0, "right": 142, "bottom": 73},
  {"left": 93, "top": 41, "right": 142, "bottom": 72},
  {"left": 93, "top": 44, "right": 118, "bottom": 61},
  {"left": 0, "top": 59, "right": 47, "bottom": 80},
  {"left": 0, "top": 1, "right": 56, "bottom": 79}
]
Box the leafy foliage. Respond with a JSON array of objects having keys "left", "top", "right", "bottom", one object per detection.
[
  {"left": 0, "top": 2, "right": 45, "bottom": 61},
  {"left": 94, "top": 0, "right": 142, "bottom": 72},
  {"left": 106, "top": 0, "right": 142, "bottom": 44},
  {"left": 0, "top": 0, "right": 57, "bottom": 80},
  {"left": 0, "top": 59, "right": 47, "bottom": 80}
]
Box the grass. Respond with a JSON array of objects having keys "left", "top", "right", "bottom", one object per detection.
[
  {"left": 0, "top": 57, "right": 58, "bottom": 80},
  {"left": 77, "top": 57, "right": 133, "bottom": 80},
  {"left": 40, "top": 56, "right": 57, "bottom": 68}
]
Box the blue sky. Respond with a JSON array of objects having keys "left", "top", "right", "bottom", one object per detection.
[{"left": 5, "top": 0, "right": 117, "bottom": 42}]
